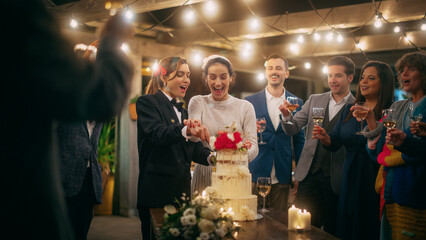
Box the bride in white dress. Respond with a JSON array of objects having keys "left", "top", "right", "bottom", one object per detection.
[{"left": 189, "top": 55, "right": 259, "bottom": 195}]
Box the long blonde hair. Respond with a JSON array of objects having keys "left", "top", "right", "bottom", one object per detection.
[{"left": 145, "top": 57, "right": 188, "bottom": 95}]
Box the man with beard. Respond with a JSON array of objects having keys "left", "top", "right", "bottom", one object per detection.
[
  {"left": 278, "top": 56, "right": 355, "bottom": 235},
  {"left": 245, "top": 54, "right": 305, "bottom": 211}
]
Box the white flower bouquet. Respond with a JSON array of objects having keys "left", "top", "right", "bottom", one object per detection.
[{"left": 159, "top": 188, "right": 240, "bottom": 240}]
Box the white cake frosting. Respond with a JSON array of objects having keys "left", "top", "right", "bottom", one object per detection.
[{"left": 211, "top": 150, "right": 257, "bottom": 221}]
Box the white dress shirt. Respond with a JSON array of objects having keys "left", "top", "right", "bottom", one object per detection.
[
  {"left": 265, "top": 88, "right": 286, "bottom": 184},
  {"left": 328, "top": 91, "right": 352, "bottom": 120}
]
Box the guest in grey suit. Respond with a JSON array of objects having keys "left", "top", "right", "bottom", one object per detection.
[
  {"left": 279, "top": 56, "right": 355, "bottom": 235},
  {"left": 57, "top": 120, "right": 103, "bottom": 240}
]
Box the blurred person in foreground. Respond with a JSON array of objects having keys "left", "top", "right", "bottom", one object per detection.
[{"left": 2, "top": 1, "right": 134, "bottom": 239}]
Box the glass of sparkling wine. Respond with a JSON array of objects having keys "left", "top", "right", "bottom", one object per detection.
[
  {"left": 312, "top": 107, "right": 325, "bottom": 125},
  {"left": 256, "top": 177, "right": 271, "bottom": 213},
  {"left": 283, "top": 97, "right": 298, "bottom": 125},
  {"left": 256, "top": 117, "right": 267, "bottom": 145},
  {"left": 411, "top": 113, "right": 423, "bottom": 123},
  {"left": 353, "top": 102, "right": 369, "bottom": 135},
  {"left": 382, "top": 109, "right": 397, "bottom": 145}
]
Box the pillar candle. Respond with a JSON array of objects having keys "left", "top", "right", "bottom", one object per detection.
[
  {"left": 288, "top": 205, "right": 300, "bottom": 230},
  {"left": 299, "top": 209, "right": 311, "bottom": 231}
]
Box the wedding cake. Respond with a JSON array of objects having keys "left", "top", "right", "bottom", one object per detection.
[{"left": 209, "top": 122, "right": 257, "bottom": 221}]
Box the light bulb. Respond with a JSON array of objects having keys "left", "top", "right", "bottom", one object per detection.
[
  {"left": 257, "top": 72, "right": 265, "bottom": 83},
  {"left": 184, "top": 9, "right": 196, "bottom": 23},
  {"left": 70, "top": 18, "right": 78, "bottom": 28},
  {"left": 337, "top": 34, "right": 343, "bottom": 42},
  {"left": 204, "top": 0, "right": 218, "bottom": 17},
  {"left": 421, "top": 23, "right": 426, "bottom": 31},
  {"left": 125, "top": 9, "right": 134, "bottom": 20},
  {"left": 326, "top": 32, "right": 333, "bottom": 41},
  {"left": 249, "top": 17, "right": 260, "bottom": 30},
  {"left": 374, "top": 19, "right": 382, "bottom": 28},
  {"left": 289, "top": 44, "right": 299, "bottom": 54},
  {"left": 297, "top": 35, "right": 304, "bottom": 43},
  {"left": 322, "top": 66, "right": 328, "bottom": 74},
  {"left": 394, "top": 26, "right": 400, "bottom": 33},
  {"left": 304, "top": 62, "right": 311, "bottom": 69},
  {"left": 313, "top": 32, "right": 321, "bottom": 41}
]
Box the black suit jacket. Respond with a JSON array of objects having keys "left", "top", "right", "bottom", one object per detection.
[
  {"left": 136, "top": 91, "right": 210, "bottom": 208},
  {"left": 57, "top": 121, "right": 103, "bottom": 204}
]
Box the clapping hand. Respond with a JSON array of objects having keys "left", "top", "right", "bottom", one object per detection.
[{"left": 184, "top": 119, "right": 210, "bottom": 143}]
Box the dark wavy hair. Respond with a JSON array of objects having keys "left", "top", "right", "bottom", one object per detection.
[
  {"left": 395, "top": 51, "right": 426, "bottom": 93},
  {"left": 347, "top": 61, "right": 395, "bottom": 121},
  {"left": 145, "top": 57, "right": 188, "bottom": 95}
]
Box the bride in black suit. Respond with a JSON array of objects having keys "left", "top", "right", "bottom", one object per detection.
[{"left": 136, "top": 56, "right": 212, "bottom": 240}]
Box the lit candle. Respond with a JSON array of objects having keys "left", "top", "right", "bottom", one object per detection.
[
  {"left": 288, "top": 205, "right": 300, "bottom": 230},
  {"left": 299, "top": 209, "right": 311, "bottom": 231}
]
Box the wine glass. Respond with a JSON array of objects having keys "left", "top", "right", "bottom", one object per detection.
[
  {"left": 256, "top": 117, "right": 267, "bottom": 145},
  {"left": 282, "top": 97, "right": 298, "bottom": 125},
  {"left": 256, "top": 177, "right": 271, "bottom": 213},
  {"left": 312, "top": 107, "right": 325, "bottom": 125},
  {"left": 353, "top": 102, "right": 369, "bottom": 135},
  {"left": 382, "top": 109, "right": 396, "bottom": 145}
]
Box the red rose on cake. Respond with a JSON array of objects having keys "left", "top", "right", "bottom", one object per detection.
[{"left": 209, "top": 121, "right": 252, "bottom": 151}]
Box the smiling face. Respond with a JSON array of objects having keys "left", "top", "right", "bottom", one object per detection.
[
  {"left": 162, "top": 63, "right": 190, "bottom": 99},
  {"left": 265, "top": 58, "right": 289, "bottom": 87},
  {"left": 359, "top": 66, "right": 381, "bottom": 100},
  {"left": 207, "top": 62, "right": 231, "bottom": 101},
  {"left": 327, "top": 65, "right": 353, "bottom": 97},
  {"left": 400, "top": 66, "right": 423, "bottom": 95}
]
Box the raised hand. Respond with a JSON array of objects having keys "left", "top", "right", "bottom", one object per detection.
[
  {"left": 410, "top": 121, "right": 426, "bottom": 137},
  {"left": 278, "top": 100, "right": 299, "bottom": 117},
  {"left": 312, "top": 125, "right": 331, "bottom": 147}
]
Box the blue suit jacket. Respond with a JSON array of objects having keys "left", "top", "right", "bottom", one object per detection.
[
  {"left": 57, "top": 122, "right": 104, "bottom": 204},
  {"left": 245, "top": 90, "right": 305, "bottom": 184}
]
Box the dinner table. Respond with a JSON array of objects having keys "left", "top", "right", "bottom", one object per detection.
[{"left": 150, "top": 208, "right": 340, "bottom": 239}]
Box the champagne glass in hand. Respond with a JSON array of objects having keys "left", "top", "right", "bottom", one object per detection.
[
  {"left": 282, "top": 97, "right": 298, "bottom": 125},
  {"left": 256, "top": 177, "right": 271, "bottom": 213},
  {"left": 382, "top": 109, "right": 397, "bottom": 145},
  {"left": 256, "top": 117, "right": 267, "bottom": 145},
  {"left": 312, "top": 107, "right": 325, "bottom": 125},
  {"left": 353, "top": 102, "right": 369, "bottom": 135}
]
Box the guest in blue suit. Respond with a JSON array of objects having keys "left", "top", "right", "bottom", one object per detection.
[
  {"left": 57, "top": 121, "right": 103, "bottom": 240},
  {"left": 313, "top": 61, "right": 395, "bottom": 240},
  {"left": 245, "top": 54, "right": 305, "bottom": 211}
]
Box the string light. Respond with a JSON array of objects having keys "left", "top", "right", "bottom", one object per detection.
[
  {"left": 421, "top": 23, "right": 426, "bottom": 31},
  {"left": 184, "top": 8, "right": 196, "bottom": 24},
  {"left": 191, "top": 51, "right": 203, "bottom": 66},
  {"left": 289, "top": 43, "right": 299, "bottom": 54},
  {"left": 337, "top": 34, "right": 343, "bottom": 42},
  {"left": 297, "top": 35, "right": 304, "bottom": 43},
  {"left": 393, "top": 26, "right": 400, "bottom": 33},
  {"left": 326, "top": 31, "right": 334, "bottom": 41},
  {"left": 304, "top": 62, "right": 311, "bottom": 69},
  {"left": 313, "top": 32, "right": 321, "bottom": 41},
  {"left": 152, "top": 61, "right": 159, "bottom": 73},
  {"left": 249, "top": 17, "right": 260, "bottom": 30},
  {"left": 257, "top": 72, "right": 265, "bottom": 83},
  {"left": 374, "top": 14, "right": 383, "bottom": 28},
  {"left": 322, "top": 66, "right": 328, "bottom": 74},
  {"left": 70, "top": 18, "right": 78, "bottom": 28},
  {"left": 121, "top": 43, "right": 130, "bottom": 53},
  {"left": 356, "top": 42, "right": 366, "bottom": 50},
  {"left": 204, "top": 0, "right": 218, "bottom": 17},
  {"left": 125, "top": 8, "right": 134, "bottom": 21}
]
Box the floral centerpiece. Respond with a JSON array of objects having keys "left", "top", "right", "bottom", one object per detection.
[
  {"left": 209, "top": 121, "right": 252, "bottom": 153},
  {"left": 159, "top": 187, "right": 240, "bottom": 240}
]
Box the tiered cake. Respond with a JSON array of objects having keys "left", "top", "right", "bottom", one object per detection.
[
  {"left": 208, "top": 122, "right": 257, "bottom": 221},
  {"left": 211, "top": 150, "right": 257, "bottom": 221}
]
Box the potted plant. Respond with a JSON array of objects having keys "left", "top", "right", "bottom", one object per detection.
[
  {"left": 129, "top": 95, "right": 140, "bottom": 120},
  {"left": 95, "top": 119, "right": 116, "bottom": 215}
]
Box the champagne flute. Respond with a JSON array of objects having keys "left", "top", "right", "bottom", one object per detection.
[
  {"left": 312, "top": 107, "right": 325, "bottom": 125},
  {"left": 382, "top": 109, "right": 396, "bottom": 145},
  {"left": 256, "top": 177, "right": 271, "bottom": 213},
  {"left": 256, "top": 117, "right": 267, "bottom": 145},
  {"left": 283, "top": 97, "right": 298, "bottom": 125},
  {"left": 353, "top": 102, "right": 369, "bottom": 135}
]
